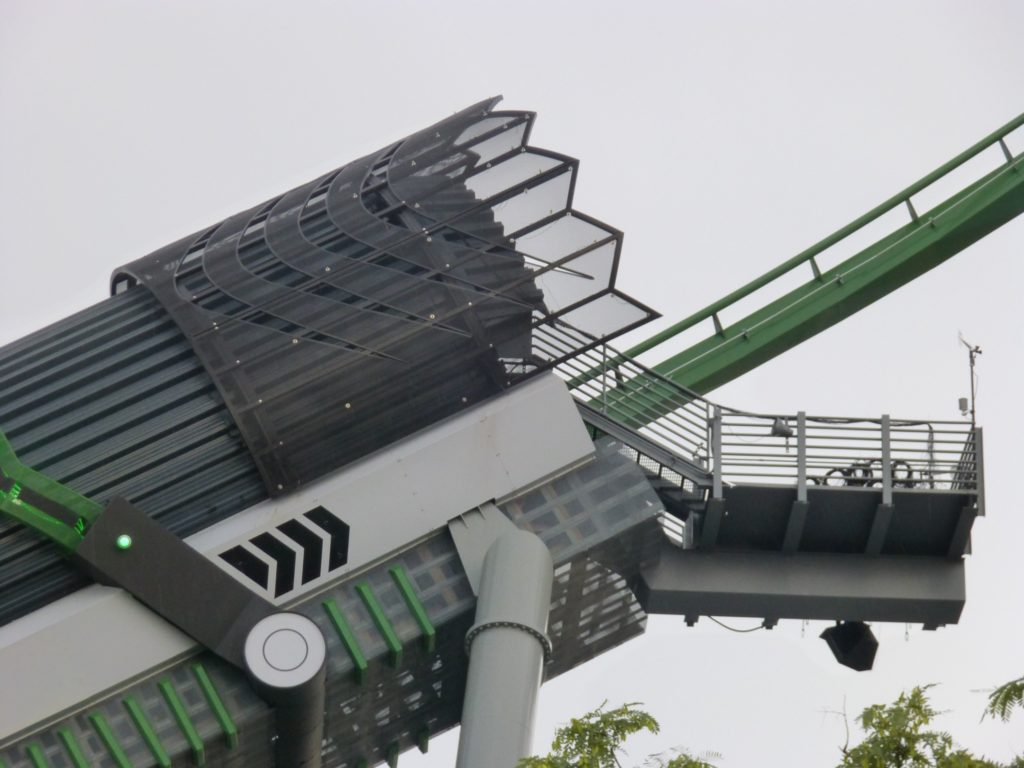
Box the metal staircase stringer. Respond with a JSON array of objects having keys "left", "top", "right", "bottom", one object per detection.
[{"left": 575, "top": 401, "right": 713, "bottom": 493}]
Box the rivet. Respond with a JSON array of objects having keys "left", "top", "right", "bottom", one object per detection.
[
  {"left": 428, "top": 313, "right": 436, "bottom": 320},
  {"left": 426, "top": 236, "right": 432, "bottom": 242},
  {"left": 345, "top": 402, "right": 352, "bottom": 409},
  {"left": 325, "top": 266, "right": 331, "bottom": 272},
  {"left": 292, "top": 338, "right": 299, "bottom": 344},
  {"left": 277, "top": 484, "right": 284, "bottom": 490}
]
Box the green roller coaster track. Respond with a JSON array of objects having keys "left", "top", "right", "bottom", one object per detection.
[{"left": 628, "top": 111, "right": 1024, "bottom": 406}]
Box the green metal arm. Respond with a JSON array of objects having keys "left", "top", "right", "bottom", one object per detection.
[
  {"left": 628, "top": 110, "right": 1024, "bottom": 397},
  {"left": 0, "top": 430, "right": 103, "bottom": 552}
]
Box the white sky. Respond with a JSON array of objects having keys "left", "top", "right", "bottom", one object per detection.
[{"left": 2, "top": 2, "right": 1022, "bottom": 765}]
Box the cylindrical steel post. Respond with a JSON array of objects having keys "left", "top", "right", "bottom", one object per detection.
[
  {"left": 244, "top": 613, "right": 327, "bottom": 768},
  {"left": 456, "top": 529, "right": 554, "bottom": 768}
]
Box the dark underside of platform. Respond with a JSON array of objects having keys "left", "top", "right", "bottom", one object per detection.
[{"left": 706, "top": 484, "right": 975, "bottom": 557}]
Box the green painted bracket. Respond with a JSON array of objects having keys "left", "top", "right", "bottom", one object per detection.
[
  {"left": 158, "top": 678, "right": 206, "bottom": 766},
  {"left": 124, "top": 696, "right": 172, "bottom": 768},
  {"left": 323, "top": 598, "right": 369, "bottom": 684},
  {"left": 356, "top": 582, "right": 403, "bottom": 667},
  {"left": 192, "top": 663, "right": 239, "bottom": 749},
  {"left": 0, "top": 429, "right": 102, "bottom": 553},
  {"left": 89, "top": 712, "right": 133, "bottom": 768},
  {"left": 56, "top": 729, "right": 90, "bottom": 768},
  {"left": 25, "top": 743, "right": 50, "bottom": 768},
  {"left": 389, "top": 566, "right": 437, "bottom": 653}
]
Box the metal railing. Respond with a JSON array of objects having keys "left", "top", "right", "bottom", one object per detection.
[
  {"left": 535, "top": 322, "right": 712, "bottom": 471},
  {"left": 539, "top": 320, "right": 982, "bottom": 507},
  {"left": 716, "top": 409, "right": 981, "bottom": 495}
]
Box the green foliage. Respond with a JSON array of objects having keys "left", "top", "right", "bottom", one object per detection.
[
  {"left": 519, "top": 702, "right": 660, "bottom": 768},
  {"left": 640, "top": 749, "right": 721, "bottom": 768},
  {"left": 984, "top": 676, "right": 1024, "bottom": 723},
  {"left": 837, "top": 685, "right": 1003, "bottom": 768}
]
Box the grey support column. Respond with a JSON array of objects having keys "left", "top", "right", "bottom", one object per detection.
[
  {"left": 456, "top": 529, "right": 554, "bottom": 768},
  {"left": 245, "top": 613, "right": 327, "bottom": 768}
]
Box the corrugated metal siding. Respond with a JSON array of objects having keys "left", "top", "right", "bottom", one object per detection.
[{"left": 0, "top": 287, "right": 266, "bottom": 626}]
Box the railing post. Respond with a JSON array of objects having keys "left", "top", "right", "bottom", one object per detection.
[
  {"left": 601, "top": 344, "right": 609, "bottom": 415},
  {"left": 881, "top": 414, "right": 892, "bottom": 506},
  {"left": 796, "top": 411, "right": 807, "bottom": 503},
  {"left": 712, "top": 406, "right": 723, "bottom": 499},
  {"left": 974, "top": 426, "right": 985, "bottom": 516}
]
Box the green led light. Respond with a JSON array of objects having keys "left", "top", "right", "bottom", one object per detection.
[{"left": 115, "top": 534, "right": 133, "bottom": 550}]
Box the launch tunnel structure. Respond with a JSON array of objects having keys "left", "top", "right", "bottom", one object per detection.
[{"left": 0, "top": 99, "right": 1012, "bottom": 768}]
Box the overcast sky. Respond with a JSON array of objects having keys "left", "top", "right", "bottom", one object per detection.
[{"left": 2, "top": 2, "right": 1023, "bottom": 766}]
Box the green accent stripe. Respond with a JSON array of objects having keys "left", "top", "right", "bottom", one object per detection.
[
  {"left": 124, "top": 696, "right": 171, "bottom": 768},
  {"left": 192, "top": 663, "right": 238, "bottom": 749},
  {"left": 89, "top": 712, "right": 133, "bottom": 768},
  {"left": 158, "top": 678, "right": 206, "bottom": 766},
  {"left": 323, "top": 598, "right": 369, "bottom": 684},
  {"left": 416, "top": 726, "right": 430, "bottom": 753},
  {"left": 389, "top": 566, "right": 436, "bottom": 653},
  {"left": 0, "top": 429, "right": 102, "bottom": 552},
  {"left": 356, "top": 582, "right": 403, "bottom": 667},
  {"left": 386, "top": 741, "right": 400, "bottom": 768},
  {"left": 57, "top": 729, "right": 90, "bottom": 768},
  {"left": 25, "top": 743, "right": 50, "bottom": 768}
]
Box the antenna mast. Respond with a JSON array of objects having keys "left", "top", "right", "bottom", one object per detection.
[{"left": 958, "top": 334, "right": 982, "bottom": 426}]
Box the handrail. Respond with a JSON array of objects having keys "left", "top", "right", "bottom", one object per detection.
[
  {"left": 540, "top": 321, "right": 980, "bottom": 497},
  {"left": 625, "top": 110, "right": 1024, "bottom": 359}
]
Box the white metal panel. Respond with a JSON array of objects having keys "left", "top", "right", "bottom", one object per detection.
[
  {"left": 193, "top": 373, "right": 594, "bottom": 601},
  {"left": 0, "top": 374, "right": 592, "bottom": 740},
  {"left": 0, "top": 586, "right": 194, "bottom": 743}
]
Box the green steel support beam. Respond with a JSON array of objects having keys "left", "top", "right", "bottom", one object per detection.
[{"left": 628, "top": 111, "right": 1024, "bottom": 402}]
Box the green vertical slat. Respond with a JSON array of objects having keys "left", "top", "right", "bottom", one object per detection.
[
  {"left": 89, "top": 713, "right": 133, "bottom": 768},
  {"left": 123, "top": 696, "right": 171, "bottom": 768},
  {"left": 25, "top": 743, "right": 50, "bottom": 768},
  {"left": 158, "top": 679, "right": 206, "bottom": 766},
  {"left": 323, "top": 598, "right": 369, "bottom": 684},
  {"left": 416, "top": 726, "right": 430, "bottom": 754},
  {"left": 389, "top": 566, "right": 437, "bottom": 653},
  {"left": 386, "top": 741, "right": 400, "bottom": 768},
  {"left": 58, "top": 728, "right": 91, "bottom": 768},
  {"left": 355, "top": 582, "right": 403, "bottom": 667},
  {"left": 191, "top": 663, "right": 239, "bottom": 749}
]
